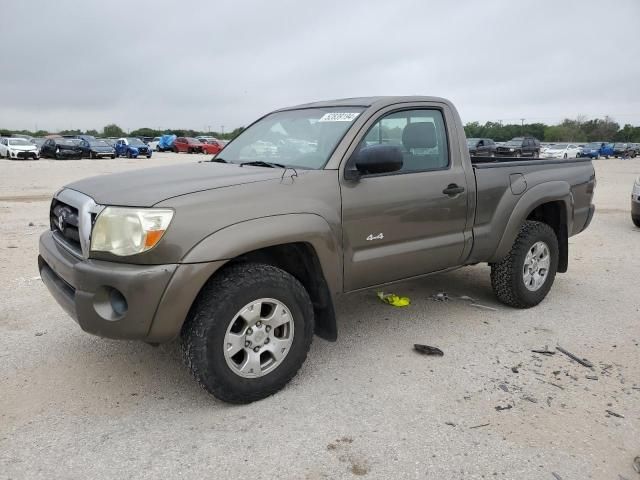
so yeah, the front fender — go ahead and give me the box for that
[490,181,573,262]
[182,213,342,294]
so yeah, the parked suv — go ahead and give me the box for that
[466,138,497,157]
[496,137,540,158]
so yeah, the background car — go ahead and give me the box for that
[542,143,581,159]
[114,137,152,158]
[148,137,161,151]
[79,138,116,159]
[495,137,540,157]
[613,143,635,158]
[466,138,497,157]
[40,138,83,159]
[31,138,46,155]
[632,176,640,227]
[0,137,40,160]
[174,137,204,153]
[201,138,225,155]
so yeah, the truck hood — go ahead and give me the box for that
[66,162,285,207]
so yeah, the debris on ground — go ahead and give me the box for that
[522,396,538,403]
[633,456,640,473]
[376,291,410,307]
[498,383,509,392]
[444,421,456,427]
[531,347,556,356]
[511,363,522,373]
[469,303,498,311]
[28,222,35,226]
[495,404,512,411]
[458,295,475,302]
[556,346,594,368]
[413,344,444,356]
[429,292,449,302]
[469,423,490,429]
[605,409,624,418]
[34,331,46,337]
[585,375,599,380]
[551,473,563,480]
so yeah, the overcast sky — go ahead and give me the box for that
[2,0,639,132]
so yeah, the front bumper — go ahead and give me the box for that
[38,231,225,342]
[39,230,176,339]
[8,150,39,159]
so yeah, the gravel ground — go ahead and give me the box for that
[1,154,639,479]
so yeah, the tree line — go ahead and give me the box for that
[464,117,640,143]
[2,117,640,143]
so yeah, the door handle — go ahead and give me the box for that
[442,183,465,196]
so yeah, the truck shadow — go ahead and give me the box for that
[57,264,497,408]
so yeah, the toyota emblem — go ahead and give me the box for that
[58,214,65,231]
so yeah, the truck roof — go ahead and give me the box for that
[276,96,452,111]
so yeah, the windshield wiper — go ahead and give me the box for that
[239,160,286,168]
[209,157,227,163]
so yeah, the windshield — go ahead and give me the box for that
[187,137,203,144]
[585,143,599,149]
[550,144,568,149]
[505,138,523,146]
[57,138,81,145]
[127,138,145,146]
[8,139,31,146]
[466,138,479,145]
[613,143,626,148]
[218,107,365,169]
[89,140,109,147]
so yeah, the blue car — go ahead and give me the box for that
[578,142,613,159]
[114,137,153,158]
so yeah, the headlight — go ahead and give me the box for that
[91,207,173,256]
[509,148,514,151]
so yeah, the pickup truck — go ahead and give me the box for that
[38,96,596,404]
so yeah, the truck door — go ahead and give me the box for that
[340,107,470,291]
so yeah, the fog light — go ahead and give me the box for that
[93,286,128,321]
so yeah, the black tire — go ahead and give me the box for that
[563,153,567,159]
[146,154,152,158]
[633,216,640,228]
[594,154,599,160]
[515,151,521,158]
[533,150,539,158]
[181,263,314,404]
[126,151,132,159]
[111,155,116,159]
[89,151,95,159]
[490,221,559,308]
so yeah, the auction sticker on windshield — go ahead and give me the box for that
[318,112,360,122]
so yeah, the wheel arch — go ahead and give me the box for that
[490,181,572,268]
[149,214,341,343]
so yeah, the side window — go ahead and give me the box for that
[360,109,449,173]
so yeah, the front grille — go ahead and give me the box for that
[17,152,35,159]
[50,199,81,253]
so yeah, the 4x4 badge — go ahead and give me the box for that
[366,233,384,241]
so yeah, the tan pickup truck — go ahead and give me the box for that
[39,96,596,403]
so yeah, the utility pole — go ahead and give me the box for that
[221,125,225,136]
[520,118,525,134]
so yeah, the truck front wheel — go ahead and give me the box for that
[181,263,314,404]
[490,221,559,308]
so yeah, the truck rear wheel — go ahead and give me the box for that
[181,263,314,404]
[490,221,558,308]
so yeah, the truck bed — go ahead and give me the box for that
[467,156,595,264]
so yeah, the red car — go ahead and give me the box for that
[201,139,225,155]
[173,137,204,154]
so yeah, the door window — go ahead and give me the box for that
[361,109,449,173]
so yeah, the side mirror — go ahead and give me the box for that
[345,144,403,181]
